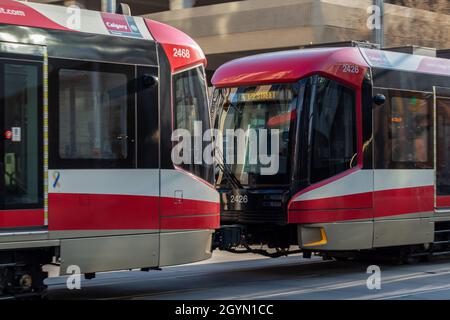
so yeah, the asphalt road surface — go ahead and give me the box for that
[45,251,450,300]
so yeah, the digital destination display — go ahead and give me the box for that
[231,89,294,103]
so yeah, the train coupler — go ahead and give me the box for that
[213,225,245,251]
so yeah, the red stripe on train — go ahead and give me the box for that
[289,192,372,211]
[437,196,450,208]
[0,209,45,229]
[288,186,434,223]
[160,197,220,217]
[49,193,159,230]
[0,209,44,229]
[48,193,219,231]
[374,186,434,218]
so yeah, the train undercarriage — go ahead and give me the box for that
[213,221,450,264]
[0,248,54,299]
[0,221,448,299]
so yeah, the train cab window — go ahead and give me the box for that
[173,66,212,181]
[308,77,357,184]
[50,60,135,169]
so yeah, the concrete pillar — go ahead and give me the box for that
[170,0,196,10]
[373,0,385,47]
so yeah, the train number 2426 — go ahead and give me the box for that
[342,64,360,74]
[230,195,248,204]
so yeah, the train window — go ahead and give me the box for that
[173,66,212,181]
[374,90,432,169]
[436,96,450,195]
[59,70,128,160]
[49,60,135,169]
[2,62,43,209]
[309,77,357,184]
[391,96,430,164]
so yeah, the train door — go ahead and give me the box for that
[159,65,217,266]
[373,87,435,247]
[49,60,162,274]
[435,87,450,210]
[0,43,45,231]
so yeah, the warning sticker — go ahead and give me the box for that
[11,127,21,142]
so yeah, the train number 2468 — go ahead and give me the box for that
[173,47,191,59]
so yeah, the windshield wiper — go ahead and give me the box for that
[213,89,243,190]
[227,102,243,114]
[215,146,243,190]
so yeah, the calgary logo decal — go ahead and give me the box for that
[101,12,143,39]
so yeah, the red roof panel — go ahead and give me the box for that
[212,47,369,88]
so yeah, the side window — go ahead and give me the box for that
[309,77,357,184]
[374,90,432,169]
[50,60,135,169]
[173,66,212,181]
[391,96,431,164]
[437,93,450,196]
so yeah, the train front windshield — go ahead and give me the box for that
[173,66,214,183]
[214,84,299,187]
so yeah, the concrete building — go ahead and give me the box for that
[32,0,450,79]
[31,0,241,15]
[143,0,450,79]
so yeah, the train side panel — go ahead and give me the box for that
[0,1,219,291]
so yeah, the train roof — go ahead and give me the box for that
[0,0,153,39]
[212,47,450,88]
[0,0,205,71]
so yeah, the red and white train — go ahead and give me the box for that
[212,44,450,260]
[0,0,219,296]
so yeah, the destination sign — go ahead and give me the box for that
[231,89,294,103]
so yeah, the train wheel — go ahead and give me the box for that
[0,264,47,299]
[404,256,420,265]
